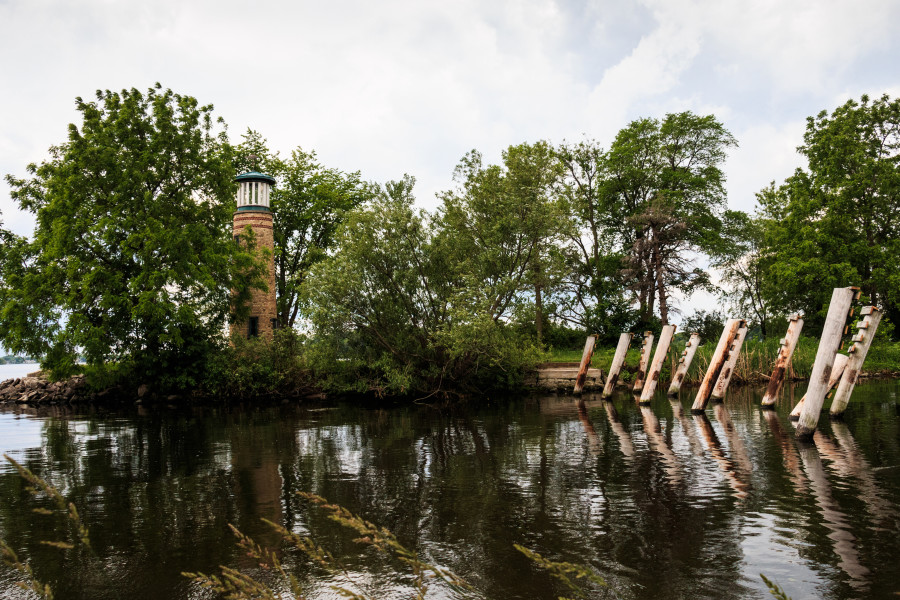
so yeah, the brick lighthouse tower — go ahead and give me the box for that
[231,170,278,340]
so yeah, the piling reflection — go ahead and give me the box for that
[798,437,871,588]
[575,399,602,457]
[602,400,635,460]
[639,406,682,485]
[669,398,704,457]
[693,410,750,499]
[819,422,897,527]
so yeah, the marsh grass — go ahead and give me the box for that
[1,453,94,600]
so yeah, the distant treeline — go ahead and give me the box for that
[0,85,897,398]
[0,355,34,365]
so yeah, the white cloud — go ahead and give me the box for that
[726,120,808,212]
[0,0,895,340]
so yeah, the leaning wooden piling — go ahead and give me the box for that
[830,307,882,417]
[691,319,743,413]
[790,352,849,420]
[710,325,748,401]
[761,315,804,407]
[573,335,598,395]
[667,332,700,396]
[602,333,633,398]
[639,325,676,404]
[796,287,859,439]
[632,331,654,393]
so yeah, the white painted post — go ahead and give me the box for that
[573,335,598,395]
[632,331,654,393]
[710,326,749,401]
[668,332,700,396]
[639,325,677,404]
[796,287,859,439]
[602,333,633,398]
[830,308,882,417]
[691,319,743,413]
[790,353,849,420]
[761,315,805,407]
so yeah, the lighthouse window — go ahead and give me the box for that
[248,317,259,338]
[271,318,277,331]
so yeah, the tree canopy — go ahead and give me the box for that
[0,85,264,386]
[745,94,900,333]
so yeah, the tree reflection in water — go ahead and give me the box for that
[0,380,898,600]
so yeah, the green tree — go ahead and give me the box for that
[758,94,900,333]
[234,131,374,328]
[437,142,567,345]
[0,85,264,387]
[303,175,543,396]
[601,112,737,325]
[555,139,635,342]
[712,209,775,337]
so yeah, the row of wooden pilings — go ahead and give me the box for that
[572,287,882,440]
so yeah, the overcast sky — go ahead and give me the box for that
[1,0,899,318]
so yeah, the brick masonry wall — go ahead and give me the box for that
[230,210,277,340]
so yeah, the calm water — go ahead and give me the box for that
[0,381,898,599]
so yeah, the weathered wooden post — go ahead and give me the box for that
[830,307,881,417]
[602,333,633,398]
[632,331,654,393]
[796,287,859,439]
[789,353,849,420]
[639,324,677,404]
[691,319,744,413]
[761,315,805,407]
[667,332,700,396]
[573,334,598,395]
[710,325,749,401]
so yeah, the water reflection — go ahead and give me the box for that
[798,437,870,588]
[693,410,750,499]
[639,406,682,485]
[0,381,899,600]
[602,400,635,460]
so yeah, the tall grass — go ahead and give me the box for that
[547,336,900,385]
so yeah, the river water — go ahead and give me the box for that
[0,381,898,599]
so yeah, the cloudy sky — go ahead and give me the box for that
[1,0,898,312]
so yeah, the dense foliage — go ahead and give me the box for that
[303,176,543,396]
[0,85,265,388]
[2,84,897,397]
[719,94,900,337]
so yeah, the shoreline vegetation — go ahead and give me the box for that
[1,87,899,406]
[2,332,899,408]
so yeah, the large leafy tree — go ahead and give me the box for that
[436,142,568,344]
[0,85,264,386]
[758,94,900,332]
[555,139,635,342]
[234,131,374,328]
[601,112,737,325]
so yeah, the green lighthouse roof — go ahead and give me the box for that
[235,171,276,185]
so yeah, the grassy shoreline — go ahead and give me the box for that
[546,335,900,385]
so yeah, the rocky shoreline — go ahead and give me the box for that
[2,367,898,408]
[0,371,324,408]
[0,373,121,407]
